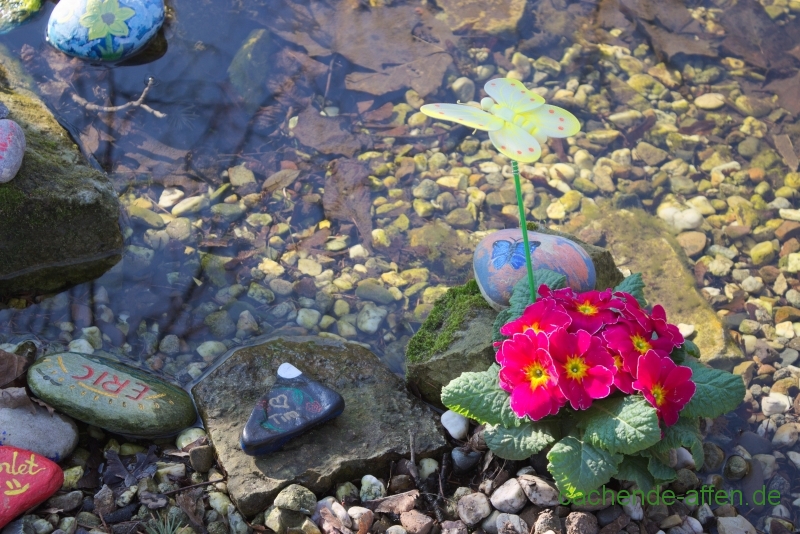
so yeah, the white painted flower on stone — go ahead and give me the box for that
[420,77,580,163]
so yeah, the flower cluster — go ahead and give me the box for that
[496,287,696,426]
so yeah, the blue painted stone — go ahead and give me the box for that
[240,363,345,456]
[46,0,164,62]
[473,228,596,310]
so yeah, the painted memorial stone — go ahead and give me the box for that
[241,362,345,456]
[0,446,63,529]
[0,120,26,184]
[27,352,196,437]
[0,0,42,35]
[473,228,596,310]
[46,0,165,62]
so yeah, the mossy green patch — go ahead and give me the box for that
[406,279,491,364]
[0,44,122,294]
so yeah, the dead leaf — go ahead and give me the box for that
[362,103,394,122]
[176,488,207,534]
[638,21,717,61]
[262,168,301,195]
[297,228,331,252]
[766,72,800,115]
[720,0,800,72]
[258,2,453,97]
[293,107,370,157]
[361,490,419,513]
[139,490,168,509]
[31,397,56,416]
[323,159,373,250]
[0,350,29,388]
[94,484,116,518]
[0,388,36,414]
[774,134,800,171]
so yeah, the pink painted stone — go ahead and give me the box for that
[0,119,25,183]
[0,446,63,529]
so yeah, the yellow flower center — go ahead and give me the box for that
[613,354,623,370]
[577,301,598,316]
[523,321,540,333]
[565,355,589,381]
[650,384,666,406]
[525,362,550,389]
[631,335,652,354]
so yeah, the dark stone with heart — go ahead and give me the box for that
[240,363,345,456]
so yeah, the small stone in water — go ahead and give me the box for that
[240,363,344,456]
[451,448,481,473]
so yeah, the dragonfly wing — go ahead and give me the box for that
[522,105,581,138]
[421,104,504,131]
[489,122,543,163]
[484,78,545,114]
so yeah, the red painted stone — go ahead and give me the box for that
[0,446,63,529]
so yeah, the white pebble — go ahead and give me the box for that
[441,410,469,440]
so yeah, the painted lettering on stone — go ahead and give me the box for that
[0,451,44,497]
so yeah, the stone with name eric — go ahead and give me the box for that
[27,352,196,437]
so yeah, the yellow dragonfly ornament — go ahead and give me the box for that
[420,77,580,163]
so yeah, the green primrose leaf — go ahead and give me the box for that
[680,358,746,419]
[647,417,705,471]
[613,273,646,307]
[577,396,661,455]
[646,455,677,485]
[682,339,700,359]
[484,420,558,460]
[532,269,567,292]
[441,364,521,427]
[615,455,655,494]
[547,436,622,499]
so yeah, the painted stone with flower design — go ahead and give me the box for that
[241,362,345,456]
[473,228,596,310]
[46,0,164,62]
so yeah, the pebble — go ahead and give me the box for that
[495,514,528,534]
[356,302,388,334]
[490,478,527,513]
[457,492,492,526]
[158,187,185,208]
[274,484,317,514]
[314,496,352,527]
[694,93,726,110]
[27,352,197,438]
[451,77,476,103]
[440,410,469,440]
[47,0,165,62]
[67,338,95,354]
[772,423,798,448]
[360,474,387,501]
[419,458,438,480]
[715,516,756,534]
[176,427,207,449]
[762,391,791,415]
[0,446,63,529]
[622,495,643,520]
[172,196,209,216]
[565,512,597,534]
[0,405,78,462]
[197,341,229,361]
[0,119,25,183]
[296,308,321,329]
[451,448,481,473]
[517,475,559,506]
[400,510,434,534]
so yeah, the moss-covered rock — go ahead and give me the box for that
[0,44,122,295]
[406,280,495,406]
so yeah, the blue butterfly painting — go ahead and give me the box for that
[491,239,541,270]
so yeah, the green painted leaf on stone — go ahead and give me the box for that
[441,364,520,427]
[646,455,677,485]
[681,359,745,419]
[546,436,622,499]
[484,420,558,460]
[648,417,705,470]
[613,273,646,307]
[616,455,655,494]
[577,396,661,455]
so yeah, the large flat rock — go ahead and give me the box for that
[0,44,122,295]
[588,209,743,370]
[192,336,447,518]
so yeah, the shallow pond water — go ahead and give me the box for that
[3,2,800,527]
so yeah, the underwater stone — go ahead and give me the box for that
[27,352,196,437]
[473,228,595,310]
[0,446,63,530]
[47,0,165,62]
[0,119,25,183]
[240,362,345,456]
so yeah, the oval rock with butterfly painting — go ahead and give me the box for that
[473,228,596,310]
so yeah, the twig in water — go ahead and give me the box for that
[72,77,166,118]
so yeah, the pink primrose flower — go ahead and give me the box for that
[548,328,616,410]
[633,350,696,426]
